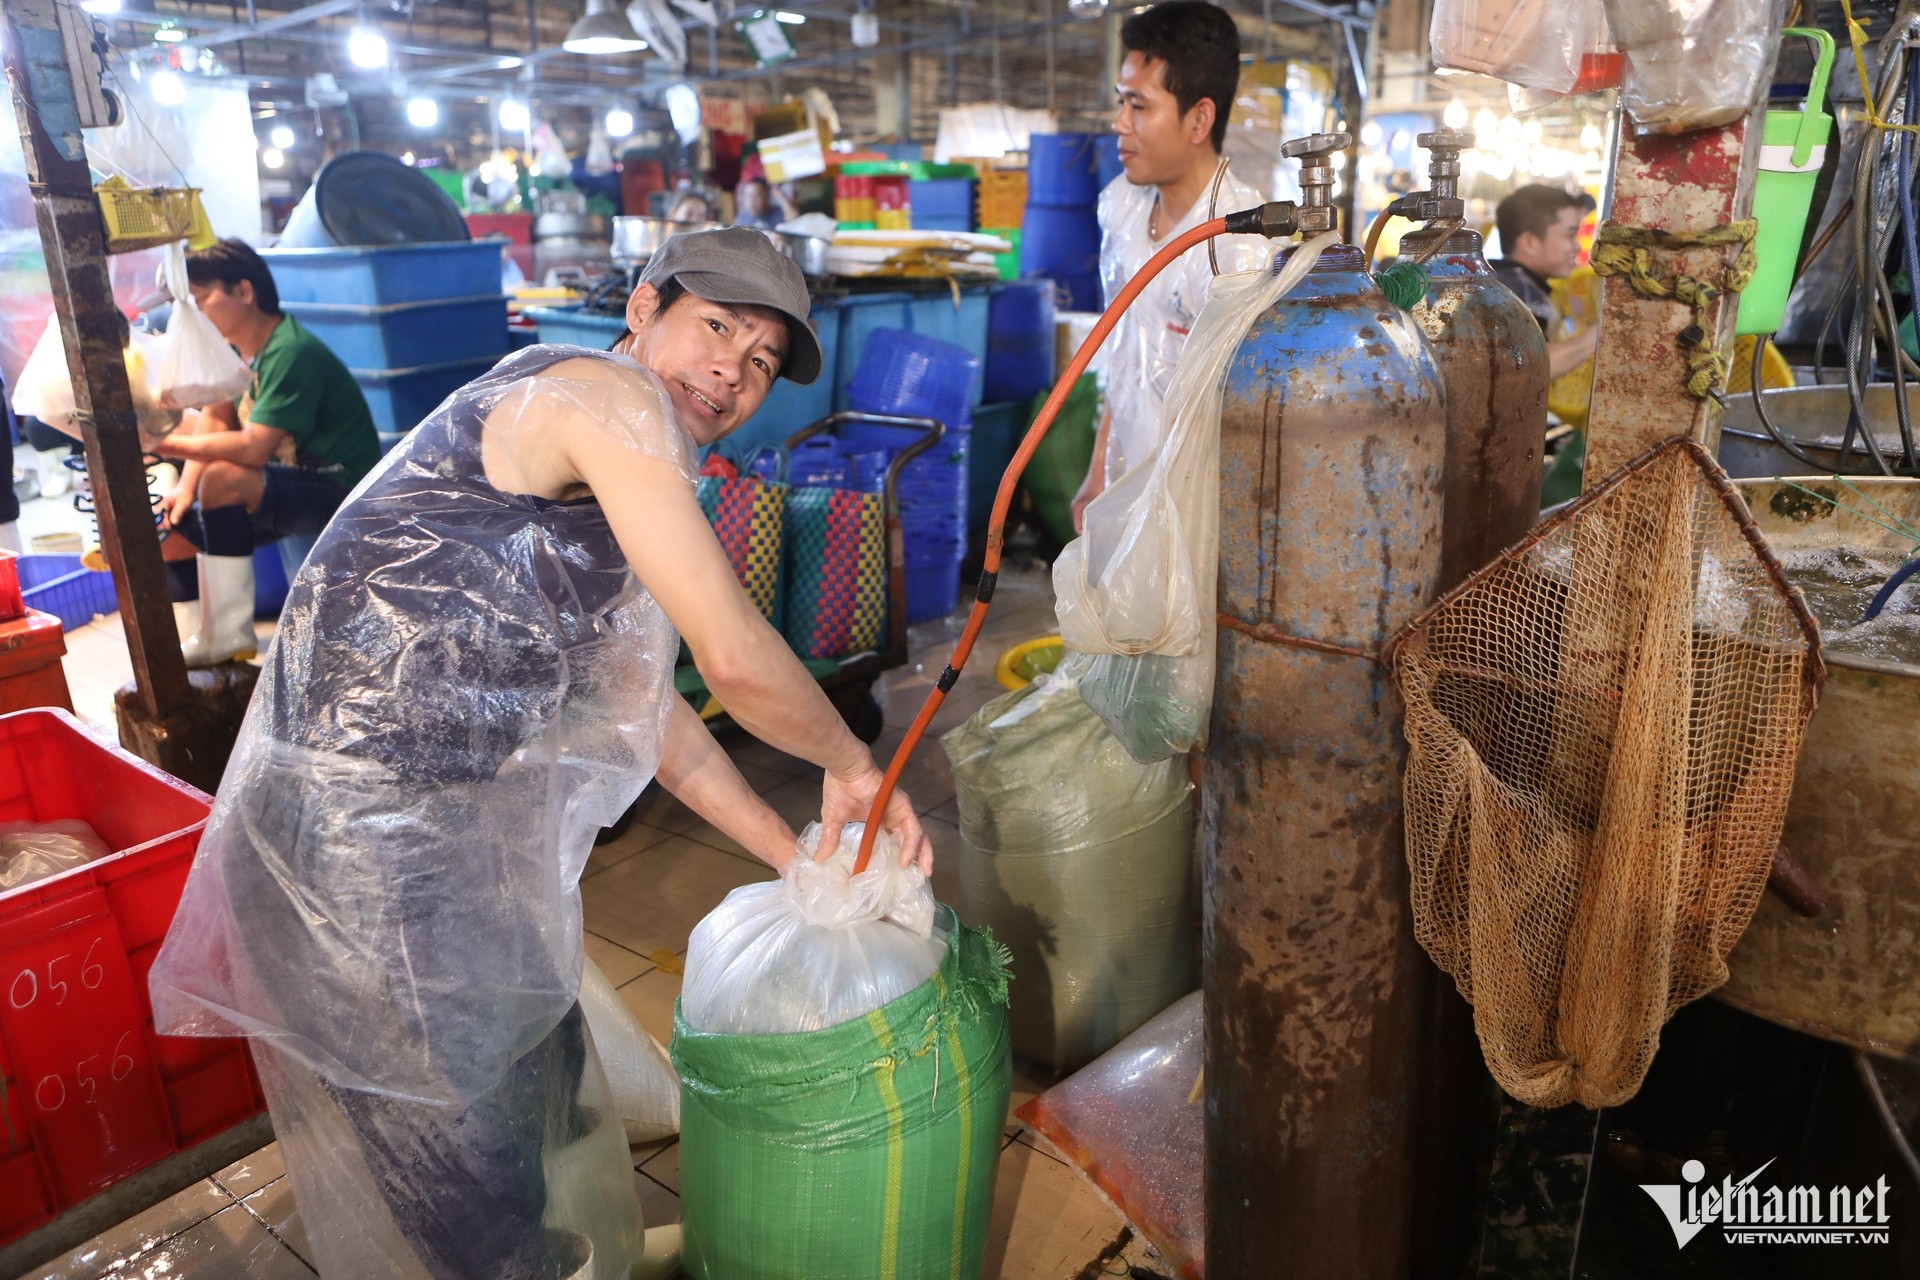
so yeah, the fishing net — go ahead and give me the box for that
[1385,438,1825,1109]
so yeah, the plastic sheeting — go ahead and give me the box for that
[1015,990,1204,1278]
[148,344,696,1278]
[680,822,944,1036]
[1056,234,1334,761]
[942,674,1193,1070]
[579,957,680,1145]
[1095,162,1267,481]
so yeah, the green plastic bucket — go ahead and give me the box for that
[1736,28,1834,336]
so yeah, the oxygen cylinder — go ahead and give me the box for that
[1202,132,1447,1280]
[1399,130,1550,589]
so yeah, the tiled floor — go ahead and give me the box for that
[28,561,1177,1279]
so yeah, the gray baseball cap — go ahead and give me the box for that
[639,225,823,385]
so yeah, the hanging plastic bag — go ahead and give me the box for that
[153,242,253,410]
[11,317,180,450]
[1604,0,1777,133]
[579,956,680,1145]
[679,821,943,1036]
[1052,233,1333,762]
[942,672,1194,1069]
[1431,0,1608,95]
[1015,991,1205,1279]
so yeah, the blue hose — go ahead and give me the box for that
[1865,555,1920,621]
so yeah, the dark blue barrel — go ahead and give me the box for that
[1027,134,1100,207]
[984,282,1057,403]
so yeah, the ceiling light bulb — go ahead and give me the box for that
[153,24,187,43]
[150,68,187,104]
[347,25,388,70]
[564,0,647,54]
[497,56,524,69]
[80,0,123,15]
[270,124,295,149]
[775,10,806,22]
[1442,99,1467,129]
[605,107,635,137]
[1580,123,1603,150]
[498,98,530,132]
[1359,120,1383,148]
[408,96,439,128]
[402,150,415,165]
[263,147,286,169]
[851,11,878,46]
[1522,118,1543,144]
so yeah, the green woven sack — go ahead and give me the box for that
[671,909,1012,1280]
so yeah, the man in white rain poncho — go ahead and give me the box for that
[149,228,932,1280]
[1072,0,1266,531]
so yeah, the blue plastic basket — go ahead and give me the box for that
[833,291,989,415]
[904,550,965,624]
[19,554,116,631]
[261,243,504,307]
[353,355,498,434]
[286,295,509,370]
[848,329,981,434]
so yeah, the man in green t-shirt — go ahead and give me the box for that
[155,238,381,666]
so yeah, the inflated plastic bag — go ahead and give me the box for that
[579,956,680,1144]
[1431,0,1609,95]
[672,907,1012,1280]
[1054,234,1332,762]
[154,242,252,409]
[680,821,942,1036]
[0,818,112,889]
[1604,0,1776,133]
[1016,991,1204,1279]
[11,315,181,450]
[942,672,1194,1069]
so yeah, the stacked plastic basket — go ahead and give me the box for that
[842,329,979,624]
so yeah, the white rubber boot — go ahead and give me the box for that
[180,554,258,667]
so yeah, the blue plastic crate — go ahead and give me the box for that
[524,304,628,350]
[849,328,981,433]
[903,550,965,624]
[834,291,990,415]
[19,554,116,631]
[285,295,509,371]
[354,355,499,434]
[910,179,975,231]
[261,242,505,307]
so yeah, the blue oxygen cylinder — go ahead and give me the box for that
[1202,131,1448,1280]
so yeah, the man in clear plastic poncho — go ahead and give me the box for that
[1071,0,1265,531]
[149,227,932,1280]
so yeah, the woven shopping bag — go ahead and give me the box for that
[783,474,888,660]
[696,445,788,626]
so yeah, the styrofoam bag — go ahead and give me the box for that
[1053,232,1336,763]
[154,242,253,409]
[11,315,181,451]
[681,821,944,1036]
[578,956,680,1145]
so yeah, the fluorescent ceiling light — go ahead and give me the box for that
[565,0,647,54]
[498,98,530,132]
[347,24,388,69]
[153,24,187,43]
[80,0,123,15]
[775,10,805,22]
[497,56,524,69]
[605,107,635,137]
[408,96,439,128]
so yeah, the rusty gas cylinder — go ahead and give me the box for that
[1203,191,1447,1280]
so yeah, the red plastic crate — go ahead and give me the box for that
[0,550,23,622]
[0,709,263,1248]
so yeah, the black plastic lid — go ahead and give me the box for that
[312,151,470,246]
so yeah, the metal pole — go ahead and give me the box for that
[2,0,190,722]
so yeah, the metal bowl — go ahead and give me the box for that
[1717,383,1920,477]
[757,227,832,278]
[610,215,725,263]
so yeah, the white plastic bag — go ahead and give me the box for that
[9,317,180,450]
[578,956,680,1144]
[679,822,943,1036]
[1053,232,1335,762]
[1604,0,1776,133]
[0,818,112,889]
[1431,0,1608,96]
[154,243,253,409]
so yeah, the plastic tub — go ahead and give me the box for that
[994,635,1065,691]
[524,303,628,350]
[0,709,261,1249]
[353,355,498,434]
[985,283,1057,403]
[1027,134,1099,207]
[0,550,22,622]
[277,150,470,248]
[285,295,509,370]
[262,242,503,307]
[19,555,116,632]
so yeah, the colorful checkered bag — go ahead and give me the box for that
[783,477,888,660]
[697,445,788,626]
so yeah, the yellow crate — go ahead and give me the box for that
[95,178,215,253]
[975,167,1028,230]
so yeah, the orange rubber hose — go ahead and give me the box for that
[853,215,1234,874]
[1363,208,1395,269]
